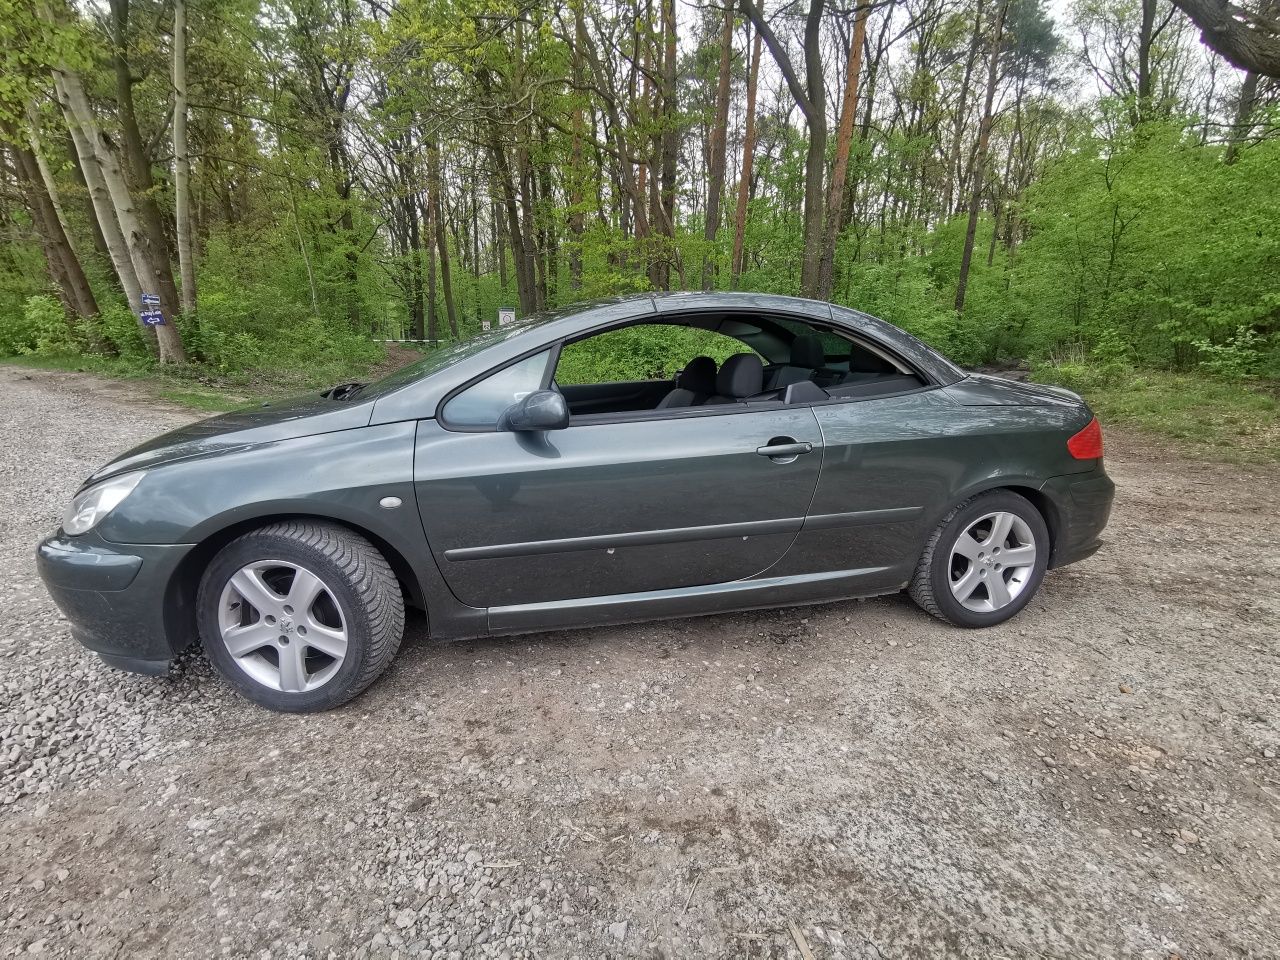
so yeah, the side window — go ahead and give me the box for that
[555,324,758,386]
[442,349,552,427]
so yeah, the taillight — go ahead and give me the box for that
[1067,416,1104,459]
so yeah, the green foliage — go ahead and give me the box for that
[0,295,73,356]
[94,304,153,362]
[1193,326,1270,380]
[1033,362,1280,463]
[556,326,753,384]
[987,125,1280,369]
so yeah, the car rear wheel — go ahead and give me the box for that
[197,521,404,711]
[909,490,1049,627]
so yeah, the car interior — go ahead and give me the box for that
[554,312,927,419]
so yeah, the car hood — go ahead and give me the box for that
[945,374,1085,407]
[87,392,374,485]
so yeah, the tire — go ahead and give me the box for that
[197,521,404,712]
[908,490,1049,628]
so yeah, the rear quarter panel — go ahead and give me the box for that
[764,385,1094,585]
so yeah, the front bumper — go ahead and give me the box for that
[1041,466,1115,568]
[36,530,195,674]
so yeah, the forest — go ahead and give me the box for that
[0,0,1278,409]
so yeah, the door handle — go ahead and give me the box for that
[756,439,814,460]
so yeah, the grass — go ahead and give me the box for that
[1032,363,1280,464]
[155,389,252,413]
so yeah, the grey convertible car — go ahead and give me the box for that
[37,292,1113,711]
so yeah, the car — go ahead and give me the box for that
[36,292,1114,712]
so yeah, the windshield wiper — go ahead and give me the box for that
[322,381,366,402]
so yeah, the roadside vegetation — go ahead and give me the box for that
[0,0,1276,455]
[1034,361,1279,463]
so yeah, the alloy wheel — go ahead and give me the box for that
[217,560,348,693]
[948,511,1038,613]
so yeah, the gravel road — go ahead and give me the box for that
[1,364,1277,959]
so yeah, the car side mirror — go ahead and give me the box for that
[498,389,569,432]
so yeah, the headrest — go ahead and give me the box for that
[677,355,717,394]
[717,353,764,399]
[789,334,825,368]
[848,345,896,374]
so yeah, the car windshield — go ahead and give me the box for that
[354,310,562,400]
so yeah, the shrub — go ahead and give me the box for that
[94,304,154,362]
[0,296,75,356]
[1193,326,1268,380]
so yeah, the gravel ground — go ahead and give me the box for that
[1,364,1277,959]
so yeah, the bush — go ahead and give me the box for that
[0,296,75,356]
[94,303,154,362]
[1193,326,1268,380]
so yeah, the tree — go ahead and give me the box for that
[172,0,195,318]
[731,28,763,288]
[956,0,1010,314]
[1169,0,1280,76]
[817,0,870,301]
[702,2,735,290]
[740,0,828,298]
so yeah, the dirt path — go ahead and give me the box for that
[1,365,1277,959]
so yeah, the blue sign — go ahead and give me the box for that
[140,293,160,306]
[140,309,166,327]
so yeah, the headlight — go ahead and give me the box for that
[62,471,145,536]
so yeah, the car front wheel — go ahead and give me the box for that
[909,490,1049,627]
[197,521,405,711]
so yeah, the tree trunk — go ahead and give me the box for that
[657,0,679,290]
[425,194,439,343]
[817,2,869,301]
[569,6,588,291]
[741,0,827,298]
[15,113,99,321]
[1137,0,1156,123]
[12,142,99,321]
[702,2,735,290]
[1225,70,1261,163]
[488,135,535,315]
[954,0,1009,315]
[428,141,459,339]
[1166,0,1280,78]
[172,0,196,318]
[56,69,186,362]
[731,28,763,288]
[109,0,181,325]
[407,198,424,340]
[945,0,986,215]
[65,132,111,263]
[52,79,142,313]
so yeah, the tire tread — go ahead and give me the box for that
[199,520,404,710]
[908,490,1047,628]
[908,495,975,623]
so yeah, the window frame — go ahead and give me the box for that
[438,344,562,433]
[436,308,940,433]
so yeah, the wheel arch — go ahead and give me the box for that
[164,512,428,657]
[926,477,1061,560]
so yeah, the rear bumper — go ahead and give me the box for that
[36,531,195,673]
[1041,466,1115,568]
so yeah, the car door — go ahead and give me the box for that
[412,356,824,608]
[763,386,972,594]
